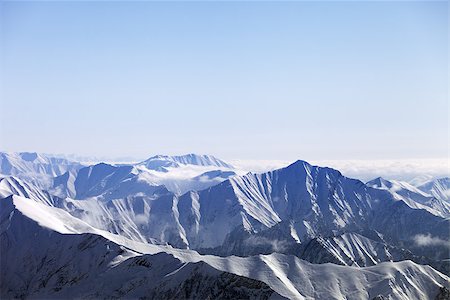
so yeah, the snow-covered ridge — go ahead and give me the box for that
[0,176,59,206]
[131,154,238,194]
[174,160,450,262]
[2,152,450,299]
[2,195,449,300]
[137,154,234,171]
[417,177,450,202]
[367,177,450,217]
[0,152,83,176]
[2,157,449,260]
[0,152,83,189]
[0,152,238,195]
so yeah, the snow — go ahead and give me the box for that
[0,152,83,189]
[2,152,450,299]
[417,178,450,203]
[3,195,448,300]
[138,154,234,171]
[367,177,450,217]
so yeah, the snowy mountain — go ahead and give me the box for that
[0,152,82,177]
[417,177,450,203]
[50,160,237,197]
[138,154,234,171]
[132,154,237,194]
[3,158,449,259]
[176,161,449,259]
[367,177,450,217]
[0,152,238,196]
[1,152,449,299]
[2,195,448,300]
[0,176,59,206]
[0,195,280,299]
[0,152,83,189]
[299,232,449,273]
[0,163,226,246]
[69,163,167,200]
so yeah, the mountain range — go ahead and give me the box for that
[0,152,449,299]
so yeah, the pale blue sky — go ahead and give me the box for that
[0,1,448,161]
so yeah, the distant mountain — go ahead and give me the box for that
[177,161,449,259]
[0,152,82,177]
[49,162,169,201]
[0,176,58,206]
[137,154,234,171]
[51,161,236,198]
[38,163,179,244]
[0,152,238,196]
[367,177,450,217]
[2,195,448,300]
[72,163,166,200]
[417,177,450,203]
[193,170,237,181]
[2,153,449,299]
[0,152,83,189]
[5,158,449,261]
[133,154,236,194]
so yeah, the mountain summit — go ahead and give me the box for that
[137,154,234,171]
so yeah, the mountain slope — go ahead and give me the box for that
[55,193,187,246]
[417,177,450,203]
[2,152,238,196]
[367,177,450,217]
[2,195,448,300]
[0,152,82,189]
[138,154,234,171]
[0,176,58,206]
[5,159,448,262]
[133,154,237,194]
[178,161,450,259]
[299,232,449,273]
[71,163,168,200]
[0,195,279,300]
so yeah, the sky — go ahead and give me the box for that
[0,1,448,163]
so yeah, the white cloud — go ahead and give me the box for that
[243,236,290,253]
[134,214,149,226]
[311,159,449,183]
[413,234,450,248]
[230,159,291,174]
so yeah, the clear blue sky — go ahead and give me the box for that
[0,1,447,161]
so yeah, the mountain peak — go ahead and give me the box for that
[138,153,234,171]
[417,177,450,202]
[286,159,311,169]
[367,177,391,188]
[283,159,343,178]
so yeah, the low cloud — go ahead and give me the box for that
[312,159,449,183]
[243,236,291,252]
[230,159,292,174]
[134,214,149,226]
[413,234,450,248]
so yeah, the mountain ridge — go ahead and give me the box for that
[2,194,448,300]
[1,152,449,299]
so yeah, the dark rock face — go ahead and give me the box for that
[435,287,450,300]
[152,268,280,300]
